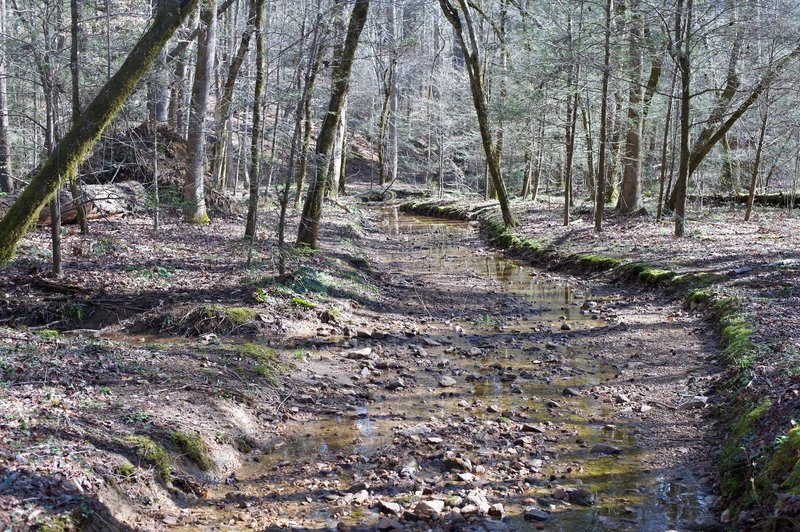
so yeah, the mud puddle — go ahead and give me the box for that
[181,209,711,530]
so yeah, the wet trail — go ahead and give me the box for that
[181,208,718,530]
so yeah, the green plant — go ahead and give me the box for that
[124,410,151,424]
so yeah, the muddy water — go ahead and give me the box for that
[192,210,709,530]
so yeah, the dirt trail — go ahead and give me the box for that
[175,207,723,530]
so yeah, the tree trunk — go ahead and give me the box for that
[595,0,612,232]
[244,0,267,239]
[294,47,322,207]
[0,0,197,266]
[184,0,216,224]
[656,68,678,221]
[297,0,370,248]
[0,0,10,194]
[211,0,260,188]
[674,0,692,237]
[438,0,516,227]
[618,0,644,213]
[70,0,89,234]
[745,97,769,222]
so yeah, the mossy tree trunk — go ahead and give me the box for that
[184,0,216,224]
[297,0,370,248]
[243,0,267,240]
[0,0,198,266]
[438,0,516,227]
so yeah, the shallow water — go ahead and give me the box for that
[187,209,709,530]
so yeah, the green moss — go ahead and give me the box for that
[205,305,257,325]
[291,296,317,308]
[36,329,60,339]
[622,262,675,285]
[571,253,623,271]
[720,399,771,502]
[170,431,212,471]
[125,435,171,482]
[686,288,713,306]
[239,341,275,361]
[714,298,755,367]
[757,426,800,495]
[116,463,135,478]
[672,271,728,288]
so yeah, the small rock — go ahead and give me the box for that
[443,455,473,472]
[568,488,596,506]
[423,337,442,347]
[615,393,631,404]
[427,436,443,444]
[347,347,373,359]
[414,499,445,518]
[385,378,405,391]
[680,396,709,410]
[377,500,402,515]
[487,404,500,413]
[720,508,732,523]
[488,503,505,518]
[466,490,491,514]
[353,490,369,504]
[522,423,545,433]
[561,323,572,331]
[524,508,550,521]
[563,387,581,397]
[467,347,483,357]
[377,517,403,530]
[457,472,475,482]
[356,328,373,339]
[639,404,652,413]
[437,376,457,387]
[590,443,622,455]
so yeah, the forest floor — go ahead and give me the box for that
[0,185,730,530]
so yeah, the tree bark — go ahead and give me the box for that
[184,0,216,224]
[244,0,267,239]
[438,0,516,227]
[618,0,644,213]
[211,0,260,188]
[0,0,10,194]
[595,0,612,232]
[0,0,198,266]
[745,97,769,222]
[70,0,89,234]
[297,0,370,248]
[673,0,692,237]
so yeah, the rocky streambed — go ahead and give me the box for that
[177,208,722,530]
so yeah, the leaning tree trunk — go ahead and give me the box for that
[297,0,370,248]
[211,0,260,187]
[184,0,216,224]
[0,0,198,266]
[438,0,516,227]
[745,96,769,222]
[243,0,267,239]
